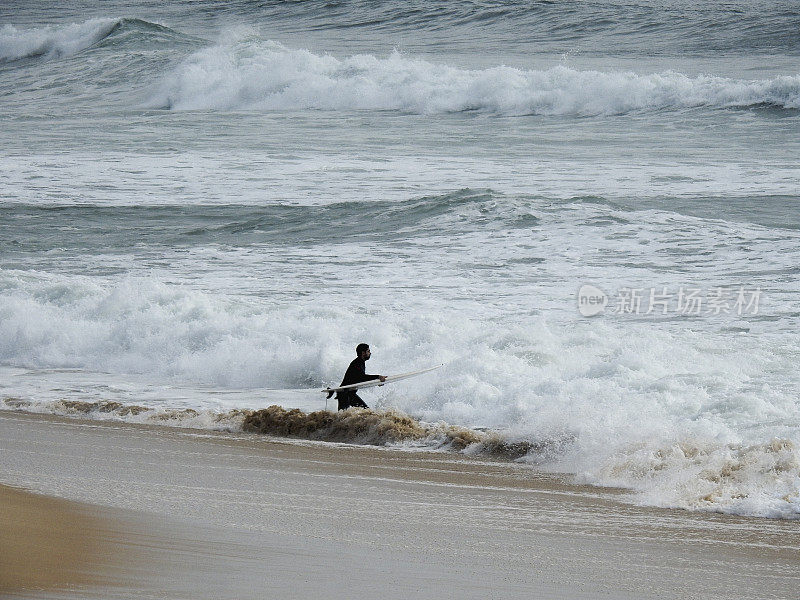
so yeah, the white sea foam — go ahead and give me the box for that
[4,150,800,207]
[0,19,120,62]
[0,272,338,389]
[148,38,800,114]
[581,438,800,519]
[1,266,799,518]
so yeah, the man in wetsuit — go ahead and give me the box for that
[336,343,386,411]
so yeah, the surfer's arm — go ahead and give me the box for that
[345,360,386,384]
[359,362,384,383]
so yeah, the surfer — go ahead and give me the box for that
[335,343,386,410]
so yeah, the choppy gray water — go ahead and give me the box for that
[1,0,800,518]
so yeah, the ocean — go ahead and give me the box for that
[1,0,799,519]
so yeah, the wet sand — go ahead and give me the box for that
[1,409,799,599]
[0,484,112,595]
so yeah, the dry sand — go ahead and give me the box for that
[1,409,799,599]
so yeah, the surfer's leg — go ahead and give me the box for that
[350,393,369,409]
[337,392,368,410]
[338,391,358,410]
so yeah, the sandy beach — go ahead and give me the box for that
[4,0,800,594]
[0,409,798,599]
[0,484,118,595]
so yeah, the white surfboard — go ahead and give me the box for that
[321,364,443,395]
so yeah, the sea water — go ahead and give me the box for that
[1,0,799,518]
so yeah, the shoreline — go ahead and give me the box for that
[3,400,797,522]
[2,410,800,599]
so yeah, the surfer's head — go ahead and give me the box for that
[356,343,370,360]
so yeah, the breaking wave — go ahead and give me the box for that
[0,18,118,62]
[0,18,176,63]
[585,438,800,519]
[1,254,800,519]
[148,38,800,115]
[0,18,192,63]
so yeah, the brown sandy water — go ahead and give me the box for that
[1,410,798,599]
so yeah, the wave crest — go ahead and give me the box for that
[148,39,800,115]
[0,18,119,62]
[0,18,178,63]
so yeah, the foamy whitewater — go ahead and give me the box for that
[1,0,799,519]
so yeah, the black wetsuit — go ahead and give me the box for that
[336,356,380,410]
